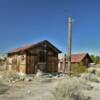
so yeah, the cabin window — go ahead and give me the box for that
[38,50,46,63]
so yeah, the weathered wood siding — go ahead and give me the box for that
[26,48,38,74]
[7,53,26,74]
[26,45,58,74]
[58,62,68,73]
[82,55,92,67]
[47,55,58,72]
[7,42,59,74]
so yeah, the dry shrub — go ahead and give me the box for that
[96,70,100,77]
[87,67,100,77]
[71,63,87,76]
[81,73,100,83]
[87,68,96,74]
[95,68,100,77]
[0,70,21,82]
[55,77,90,100]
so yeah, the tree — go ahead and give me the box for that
[96,56,100,64]
[90,54,100,64]
[91,55,96,63]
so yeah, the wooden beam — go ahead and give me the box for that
[68,16,72,75]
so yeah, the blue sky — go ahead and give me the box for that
[0,0,100,55]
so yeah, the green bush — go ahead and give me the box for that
[71,63,87,76]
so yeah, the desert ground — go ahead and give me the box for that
[0,65,100,100]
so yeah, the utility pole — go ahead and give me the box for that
[68,16,72,75]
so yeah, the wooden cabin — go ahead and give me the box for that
[58,53,93,73]
[7,40,62,75]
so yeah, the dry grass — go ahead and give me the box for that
[1,68,100,100]
[55,77,91,100]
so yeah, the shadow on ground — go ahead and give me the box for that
[0,82,9,95]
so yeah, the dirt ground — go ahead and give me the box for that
[0,67,100,100]
[0,77,56,100]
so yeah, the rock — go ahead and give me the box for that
[27,90,31,94]
[11,80,16,83]
[19,77,25,81]
[53,75,59,79]
[35,69,43,77]
[0,75,2,79]
[25,77,32,82]
[9,77,14,83]
[48,74,52,78]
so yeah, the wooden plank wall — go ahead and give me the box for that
[47,55,58,73]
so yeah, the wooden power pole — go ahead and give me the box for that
[68,16,72,75]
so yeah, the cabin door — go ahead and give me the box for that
[26,55,35,74]
[37,49,47,72]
